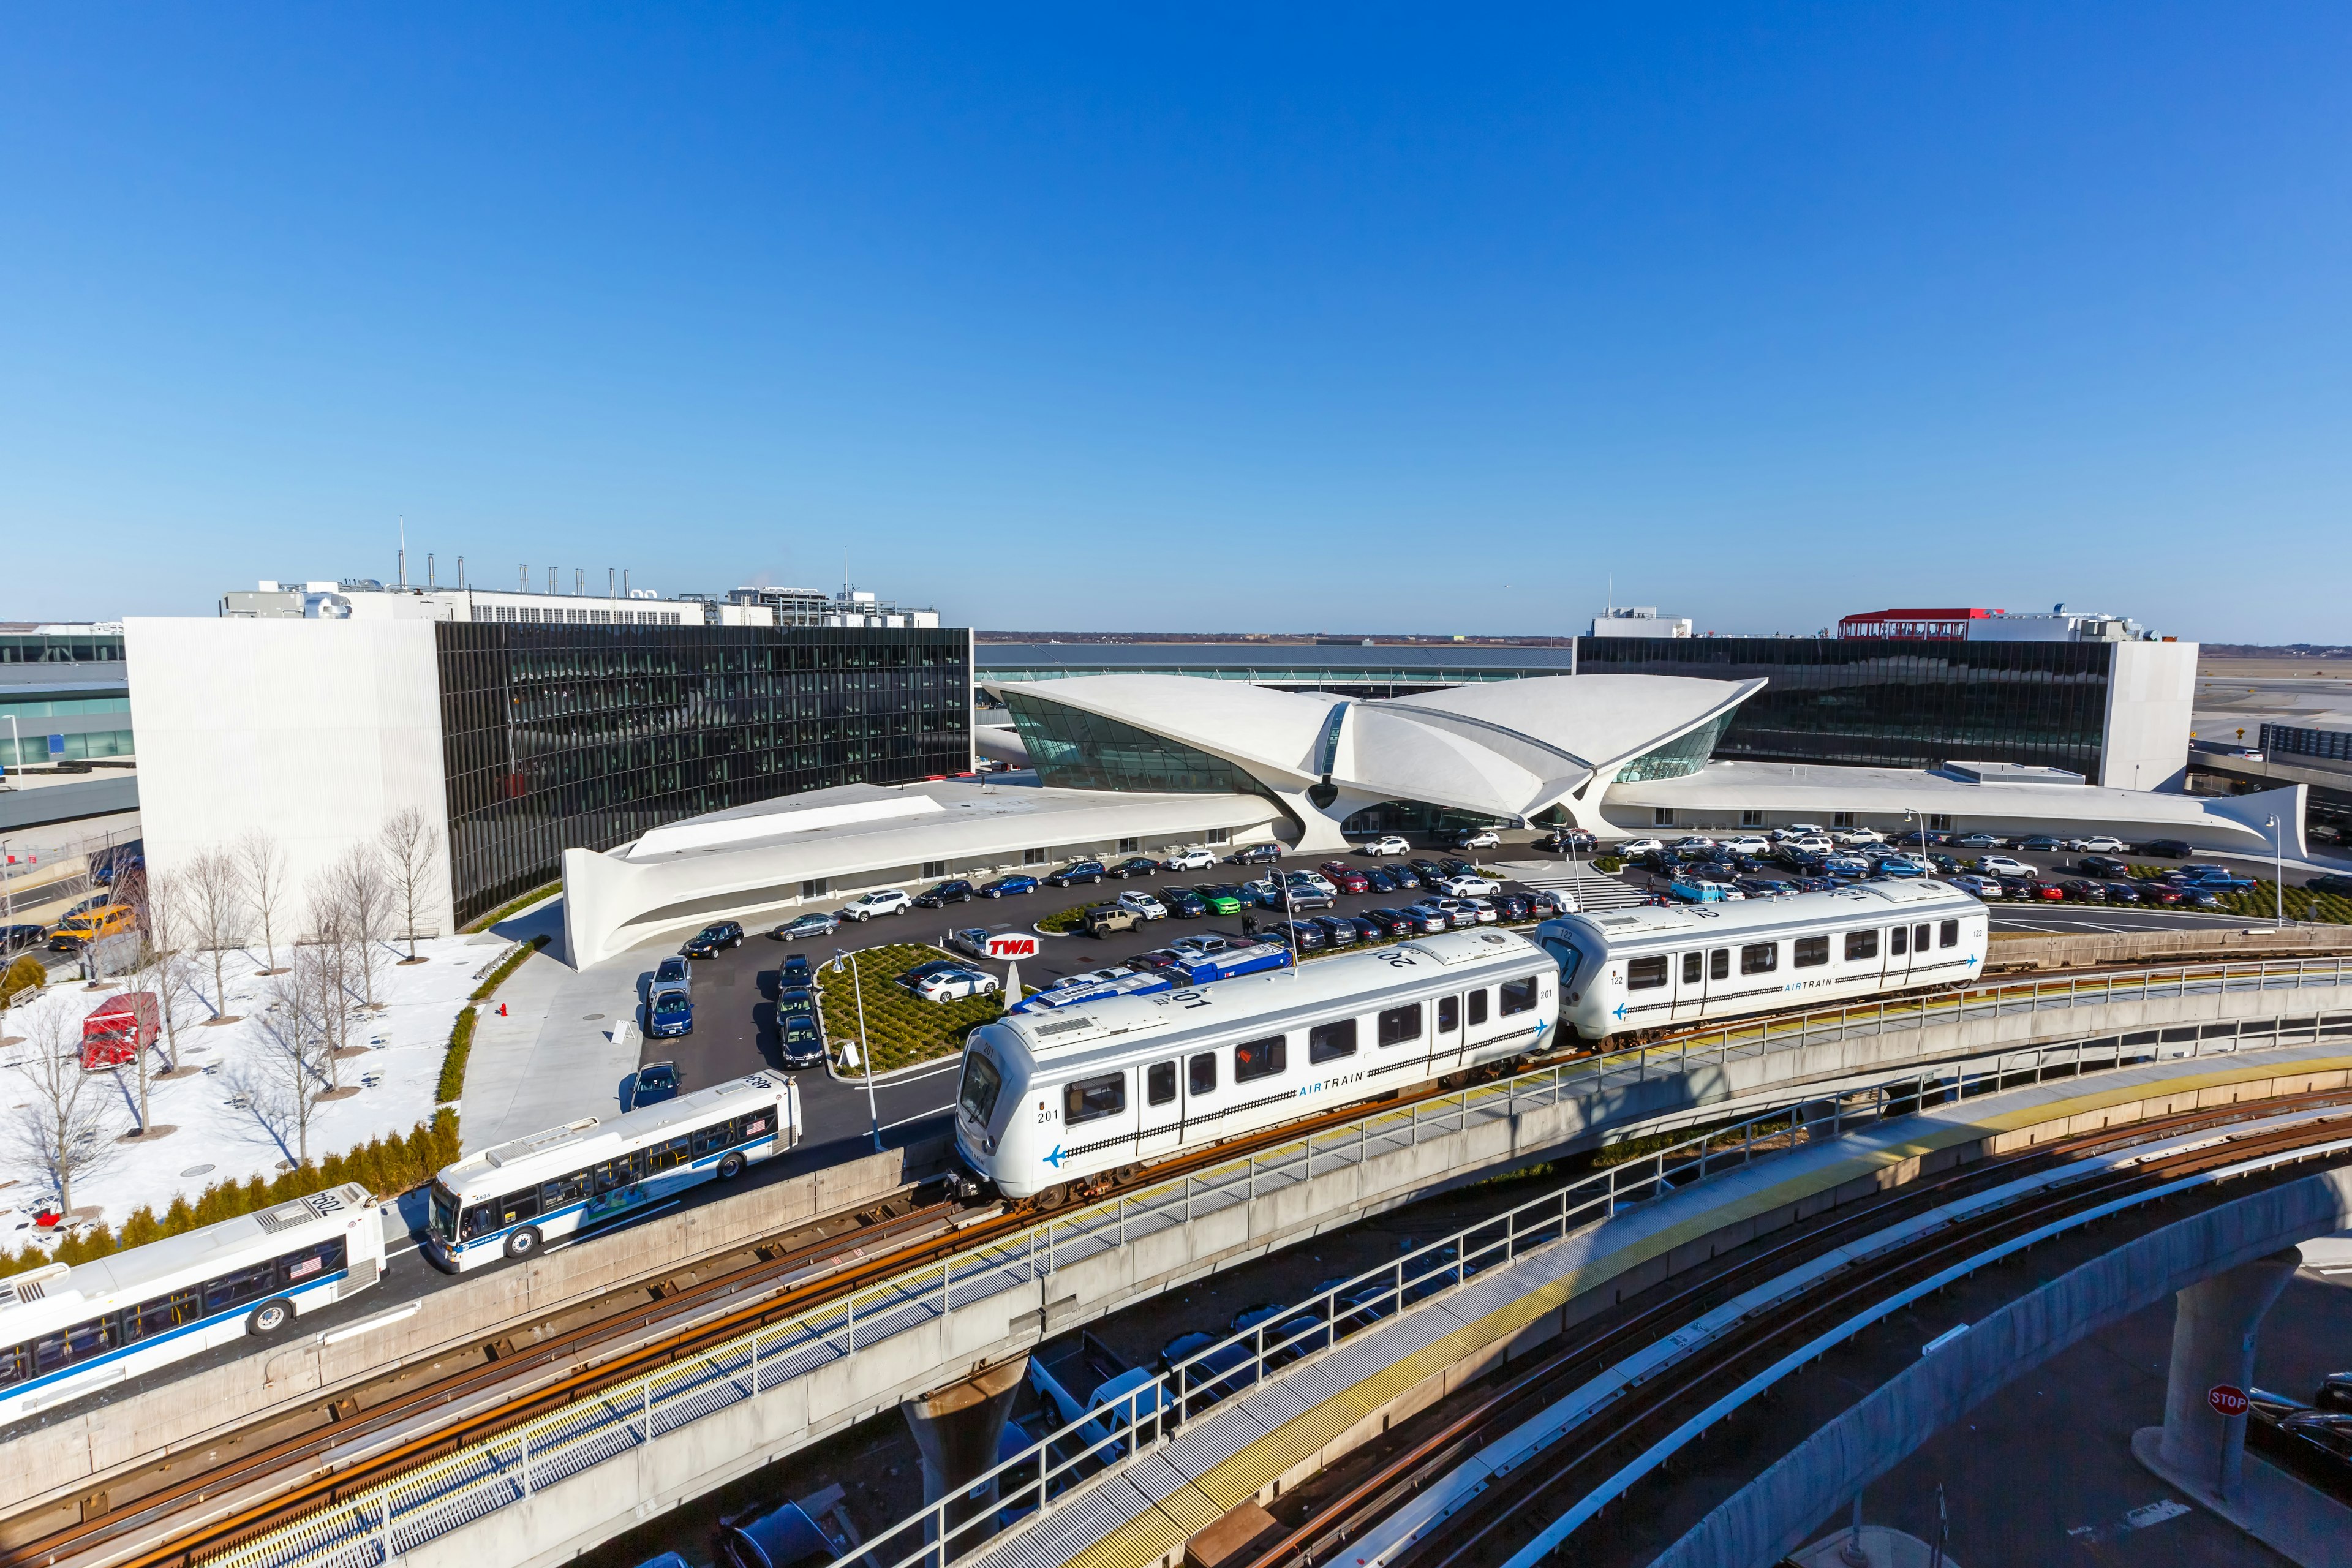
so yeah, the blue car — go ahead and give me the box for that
[2170,865,2257,892]
[978,875,1041,898]
[647,987,693,1038]
[631,1061,681,1107]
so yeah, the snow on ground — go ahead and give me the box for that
[0,935,492,1242]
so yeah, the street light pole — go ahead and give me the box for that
[2267,816,2283,928]
[834,947,882,1150]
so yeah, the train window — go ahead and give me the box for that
[1793,936,1828,968]
[1709,949,1730,981]
[1437,996,1459,1033]
[1501,976,1539,1015]
[1189,1052,1218,1095]
[1890,925,1907,956]
[1627,957,1668,990]
[1913,924,1931,954]
[1939,919,1959,948]
[1065,1073,1127,1125]
[1682,953,1702,985]
[1845,930,1878,961]
[1234,1035,1287,1082]
[1147,1061,1177,1106]
[1740,943,1779,974]
[1314,1019,1361,1061]
[1376,1005,1419,1047]
[1468,990,1489,1025]
[541,1169,592,1207]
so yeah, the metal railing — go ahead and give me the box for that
[195,958,2352,1568]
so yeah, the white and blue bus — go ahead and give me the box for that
[424,1071,801,1272]
[0,1182,385,1427]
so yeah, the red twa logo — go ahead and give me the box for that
[986,935,1039,960]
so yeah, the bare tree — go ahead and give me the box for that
[181,845,249,1023]
[323,843,392,1011]
[118,870,189,1136]
[244,951,337,1166]
[236,830,291,975]
[380,807,442,963]
[6,1004,122,1218]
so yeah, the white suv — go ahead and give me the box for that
[1438,874,1499,897]
[842,889,914,921]
[1162,848,1218,871]
[1719,835,1771,857]
[1360,835,1412,857]
[1115,891,1167,919]
[1978,854,2033,879]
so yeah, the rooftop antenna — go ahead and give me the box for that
[575,568,583,597]
[457,556,466,589]
[427,552,435,589]
[519,564,527,592]
[398,516,407,588]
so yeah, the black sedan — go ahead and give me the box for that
[2101,881,2143,905]
[2308,873,2352,897]
[1267,920,1326,952]
[680,921,744,958]
[1362,908,1419,938]
[0,924,47,956]
[1108,857,1161,879]
[913,879,976,908]
[1164,888,1208,918]
[1044,861,1107,888]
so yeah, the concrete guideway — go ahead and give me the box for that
[952,1047,2352,1568]
[178,967,2352,1568]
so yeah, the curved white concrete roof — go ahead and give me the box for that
[989,671,1763,829]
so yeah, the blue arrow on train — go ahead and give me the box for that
[1044,1145,1066,1169]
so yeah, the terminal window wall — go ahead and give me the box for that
[1001,691,1275,799]
[437,624,971,924]
[1611,713,1736,783]
[1574,637,2113,775]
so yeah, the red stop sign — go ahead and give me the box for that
[2207,1384,2248,1417]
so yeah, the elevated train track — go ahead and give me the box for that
[7,951,2351,1568]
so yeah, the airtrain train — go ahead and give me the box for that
[954,929,1557,1202]
[951,880,1988,1202]
[1534,878,1986,1042]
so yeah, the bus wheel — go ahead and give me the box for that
[245,1298,295,1338]
[505,1226,543,1261]
[717,1152,747,1180]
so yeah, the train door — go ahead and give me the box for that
[1885,922,1931,984]
[1672,951,1703,1022]
[1137,1058,1184,1156]
[1459,985,1494,1062]
[1431,993,1462,1074]
[1178,1050,1219,1145]
[1699,947,1730,1016]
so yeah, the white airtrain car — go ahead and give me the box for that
[954,929,1558,1202]
[1535,879,1987,1042]
[0,1183,383,1427]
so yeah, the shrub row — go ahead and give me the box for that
[437,1006,478,1104]
[0,1109,462,1279]
[470,934,549,1001]
[820,943,1008,1073]
[1038,904,1090,934]
[461,880,563,934]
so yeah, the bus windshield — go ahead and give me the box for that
[428,1182,459,1242]
[958,1044,1004,1130]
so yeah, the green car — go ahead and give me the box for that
[1194,883,1246,915]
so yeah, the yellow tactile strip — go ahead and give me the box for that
[1001,1050,2352,1568]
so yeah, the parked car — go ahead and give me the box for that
[2067,835,2130,854]
[2178,887,2223,910]
[1949,832,2007,849]
[1322,865,1370,894]
[1951,874,2005,900]
[1531,829,1599,853]
[1419,897,1485,928]
[1276,883,1335,911]
[646,986,694,1039]
[2101,881,2143,905]
[895,958,968,989]
[1523,889,1567,919]
[780,1011,824,1067]
[1084,904,1142,938]
[1362,908,1418,938]
[2019,835,2065,851]
[1453,829,1502,850]
[1360,865,1401,894]
[1491,892,1534,921]
[1391,904,1449,934]
[2309,874,2352,897]
[681,921,744,958]
[654,955,692,995]
[2169,865,2258,892]
[1115,891,1168,919]
[778,982,816,1020]
[911,968,1001,1003]
[842,889,915,921]
[1044,860,1107,888]
[0,923,47,956]
[1718,835,1771,858]
[1615,837,1666,858]
[773,911,839,941]
[1736,877,1796,898]
[1104,857,1158,880]
[2079,854,2132,879]
[1979,854,2034,879]
[631,1061,682,1107]
[1436,874,1498,897]
[1310,915,1360,948]
[913,880,976,907]
[977,875,1042,898]
[1162,848,1219,872]
[47,903,135,951]
[1358,835,1413,857]
[2056,879,2108,903]
[1225,843,1284,866]
[1286,868,1339,895]
[1192,884,1245,914]
[1163,888,1208,918]
[1406,859,1450,888]
[2139,838,2192,859]
[1267,919,1325,952]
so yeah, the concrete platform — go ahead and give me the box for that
[2131,1427,2352,1567]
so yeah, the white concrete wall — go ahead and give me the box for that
[2103,639,2198,790]
[126,617,454,938]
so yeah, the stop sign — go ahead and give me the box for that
[2207,1384,2248,1418]
[986,935,1040,960]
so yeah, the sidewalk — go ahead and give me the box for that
[458,943,643,1151]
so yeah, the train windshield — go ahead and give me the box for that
[958,1044,1005,1129]
[1539,935,1589,986]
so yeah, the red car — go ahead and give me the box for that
[1321,866,1370,894]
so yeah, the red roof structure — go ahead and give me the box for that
[1837,608,2003,641]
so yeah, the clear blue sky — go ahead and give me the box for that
[4,6,2346,640]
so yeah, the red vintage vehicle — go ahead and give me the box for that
[80,991,160,1070]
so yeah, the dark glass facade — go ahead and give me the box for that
[437,624,971,924]
[1001,690,1276,801]
[1574,637,2116,777]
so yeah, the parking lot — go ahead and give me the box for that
[619,834,2323,1155]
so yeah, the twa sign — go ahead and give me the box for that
[986,935,1041,960]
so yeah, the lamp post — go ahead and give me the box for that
[833,947,882,1150]
[2267,816,2283,928]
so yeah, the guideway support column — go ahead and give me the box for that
[901,1356,1030,1556]
[2155,1248,2297,1503]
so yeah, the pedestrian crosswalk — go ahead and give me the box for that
[1490,860,1650,911]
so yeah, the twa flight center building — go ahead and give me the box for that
[562,665,2300,967]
